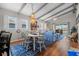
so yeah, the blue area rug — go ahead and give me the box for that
[10,31,58,56]
[10,37,55,56]
[10,45,39,56]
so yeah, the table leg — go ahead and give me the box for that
[33,37,35,51]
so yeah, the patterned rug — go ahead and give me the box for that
[10,45,40,56]
[10,38,54,56]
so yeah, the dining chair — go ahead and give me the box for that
[36,36,46,52]
[21,32,32,50]
[44,31,55,46]
[53,33,60,42]
[0,31,12,56]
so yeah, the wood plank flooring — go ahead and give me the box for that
[37,41,79,56]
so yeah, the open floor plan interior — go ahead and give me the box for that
[0,3,79,56]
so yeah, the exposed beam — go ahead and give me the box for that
[76,14,79,24]
[37,3,64,19]
[18,3,27,14]
[34,3,48,14]
[45,4,74,20]
[44,9,73,21]
[57,9,73,17]
[73,3,78,13]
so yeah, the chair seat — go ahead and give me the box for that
[26,41,32,43]
[37,41,44,43]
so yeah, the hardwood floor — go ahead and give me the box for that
[37,41,79,56]
[37,41,62,56]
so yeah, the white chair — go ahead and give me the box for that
[21,32,32,50]
[37,36,46,52]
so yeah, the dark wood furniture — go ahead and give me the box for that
[0,31,12,56]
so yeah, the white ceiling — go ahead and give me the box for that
[40,3,73,20]
[20,3,44,16]
[0,3,75,22]
[0,3,23,12]
[21,3,32,16]
[44,5,74,21]
[35,3,60,18]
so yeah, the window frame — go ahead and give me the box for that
[9,23,16,28]
[22,24,26,28]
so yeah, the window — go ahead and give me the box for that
[9,23,15,28]
[22,24,26,28]
[8,16,17,29]
[56,24,68,35]
[21,19,29,30]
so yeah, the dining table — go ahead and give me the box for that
[28,34,43,51]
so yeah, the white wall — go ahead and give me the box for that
[76,4,79,44]
[77,23,79,44]
[37,20,47,32]
[0,8,30,40]
[76,4,79,18]
[0,8,4,30]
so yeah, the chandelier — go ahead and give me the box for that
[30,3,38,31]
[30,4,36,24]
[30,13,36,24]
